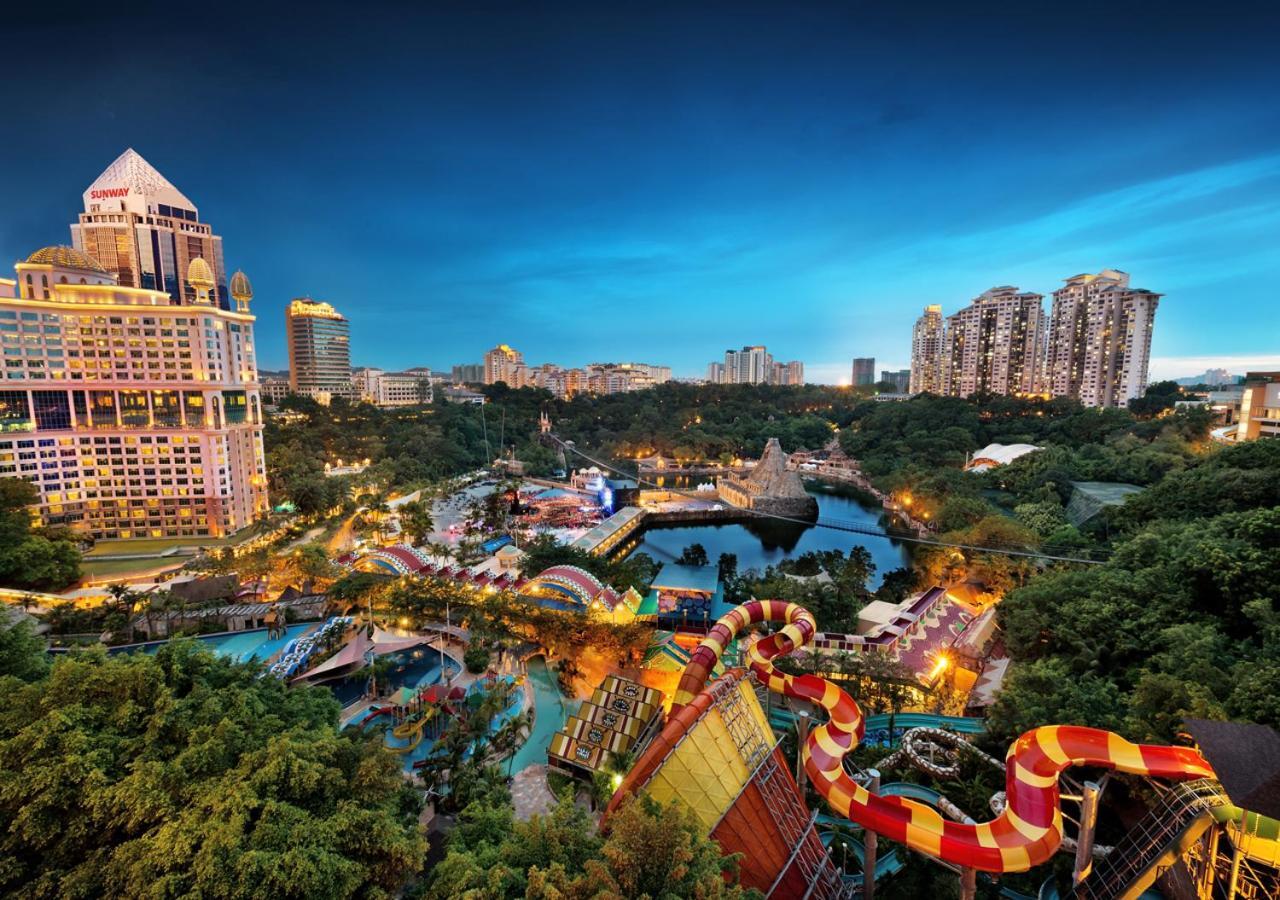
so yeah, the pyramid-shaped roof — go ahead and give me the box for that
[83,148,195,215]
[743,437,809,499]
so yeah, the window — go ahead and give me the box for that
[222,390,247,424]
[183,391,205,426]
[151,390,181,427]
[89,390,117,428]
[119,391,149,427]
[32,391,72,430]
[0,391,32,433]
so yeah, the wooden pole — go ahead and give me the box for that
[864,769,881,900]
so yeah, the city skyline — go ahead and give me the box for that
[3,4,1280,382]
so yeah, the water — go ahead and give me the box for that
[627,482,909,586]
[326,646,463,707]
[508,655,577,775]
[130,624,316,661]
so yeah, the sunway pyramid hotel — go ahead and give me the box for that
[0,149,267,539]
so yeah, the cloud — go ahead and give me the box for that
[1148,355,1280,380]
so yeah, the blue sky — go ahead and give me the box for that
[3,1,1279,381]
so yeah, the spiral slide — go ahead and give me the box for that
[670,600,1217,874]
[389,708,436,754]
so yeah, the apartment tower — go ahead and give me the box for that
[483,344,525,385]
[287,299,353,403]
[941,286,1046,397]
[1046,270,1160,408]
[71,149,230,310]
[909,305,944,394]
[0,248,267,539]
[851,357,876,387]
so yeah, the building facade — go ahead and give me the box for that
[851,357,876,386]
[1235,372,1280,441]
[724,346,773,385]
[352,368,433,407]
[941,286,1046,397]
[910,305,944,394]
[483,344,524,385]
[0,248,267,539]
[880,369,910,393]
[71,149,230,310]
[286,298,352,403]
[1046,270,1160,408]
[706,361,725,384]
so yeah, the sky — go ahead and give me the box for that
[3,1,1279,382]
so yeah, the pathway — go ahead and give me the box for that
[512,765,558,820]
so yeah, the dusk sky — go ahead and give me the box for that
[4,2,1279,381]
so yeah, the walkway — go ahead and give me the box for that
[512,765,558,820]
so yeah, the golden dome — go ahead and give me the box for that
[229,269,253,302]
[187,257,215,290]
[24,245,107,273]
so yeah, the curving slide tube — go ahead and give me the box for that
[670,600,1217,873]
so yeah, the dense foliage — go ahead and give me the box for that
[0,479,81,590]
[425,793,752,899]
[0,638,425,899]
[978,440,1280,744]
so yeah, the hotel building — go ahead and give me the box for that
[0,247,267,539]
[1046,270,1160,408]
[909,305,944,394]
[286,298,353,403]
[941,286,1046,397]
[71,149,230,309]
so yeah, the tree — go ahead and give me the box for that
[398,499,436,545]
[0,643,425,898]
[0,479,81,590]
[676,543,709,567]
[0,617,49,682]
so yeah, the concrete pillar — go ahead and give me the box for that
[959,866,977,900]
[1073,780,1101,885]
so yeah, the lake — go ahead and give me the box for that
[624,481,910,587]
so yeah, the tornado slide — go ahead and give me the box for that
[388,708,435,754]
[670,600,1217,874]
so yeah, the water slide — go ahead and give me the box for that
[388,707,435,754]
[668,600,1218,874]
[358,705,395,728]
[768,702,982,738]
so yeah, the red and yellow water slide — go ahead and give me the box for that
[666,599,1216,873]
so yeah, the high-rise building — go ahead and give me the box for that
[483,344,524,385]
[851,357,876,387]
[941,286,1046,398]
[706,362,725,384]
[451,363,484,384]
[287,298,353,403]
[1046,270,1160,408]
[910,305,944,394]
[0,248,267,539]
[71,149,230,309]
[724,346,773,385]
[880,369,910,393]
[770,360,805,386]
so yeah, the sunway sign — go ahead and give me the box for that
[90,187,129,200]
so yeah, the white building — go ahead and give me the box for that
[910,305,944,394]
[352,368,433,406]
[1047,270,1160,408]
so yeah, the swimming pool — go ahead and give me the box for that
[326,646,463,707]
[507,655,576,775]
[123,624,317,662]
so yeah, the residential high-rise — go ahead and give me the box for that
[909,305,944,394]
[451,363,483,384]
[483,344,524,385]
[724,346,773,385]
[1046,270,1160,408]
[0,248,267,539]
[71,149,230,309]
[706,362,725,384]
[773,360,805,386]
[941,286,1046,397]
[851,357,876,387]
[880,369,910,393]
[286,298,353,403]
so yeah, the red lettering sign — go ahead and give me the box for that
[90,187,130,200]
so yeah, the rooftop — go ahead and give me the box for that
[651,563,720,594]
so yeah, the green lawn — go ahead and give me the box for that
[81,557,187,580]
[85,525,262,558]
